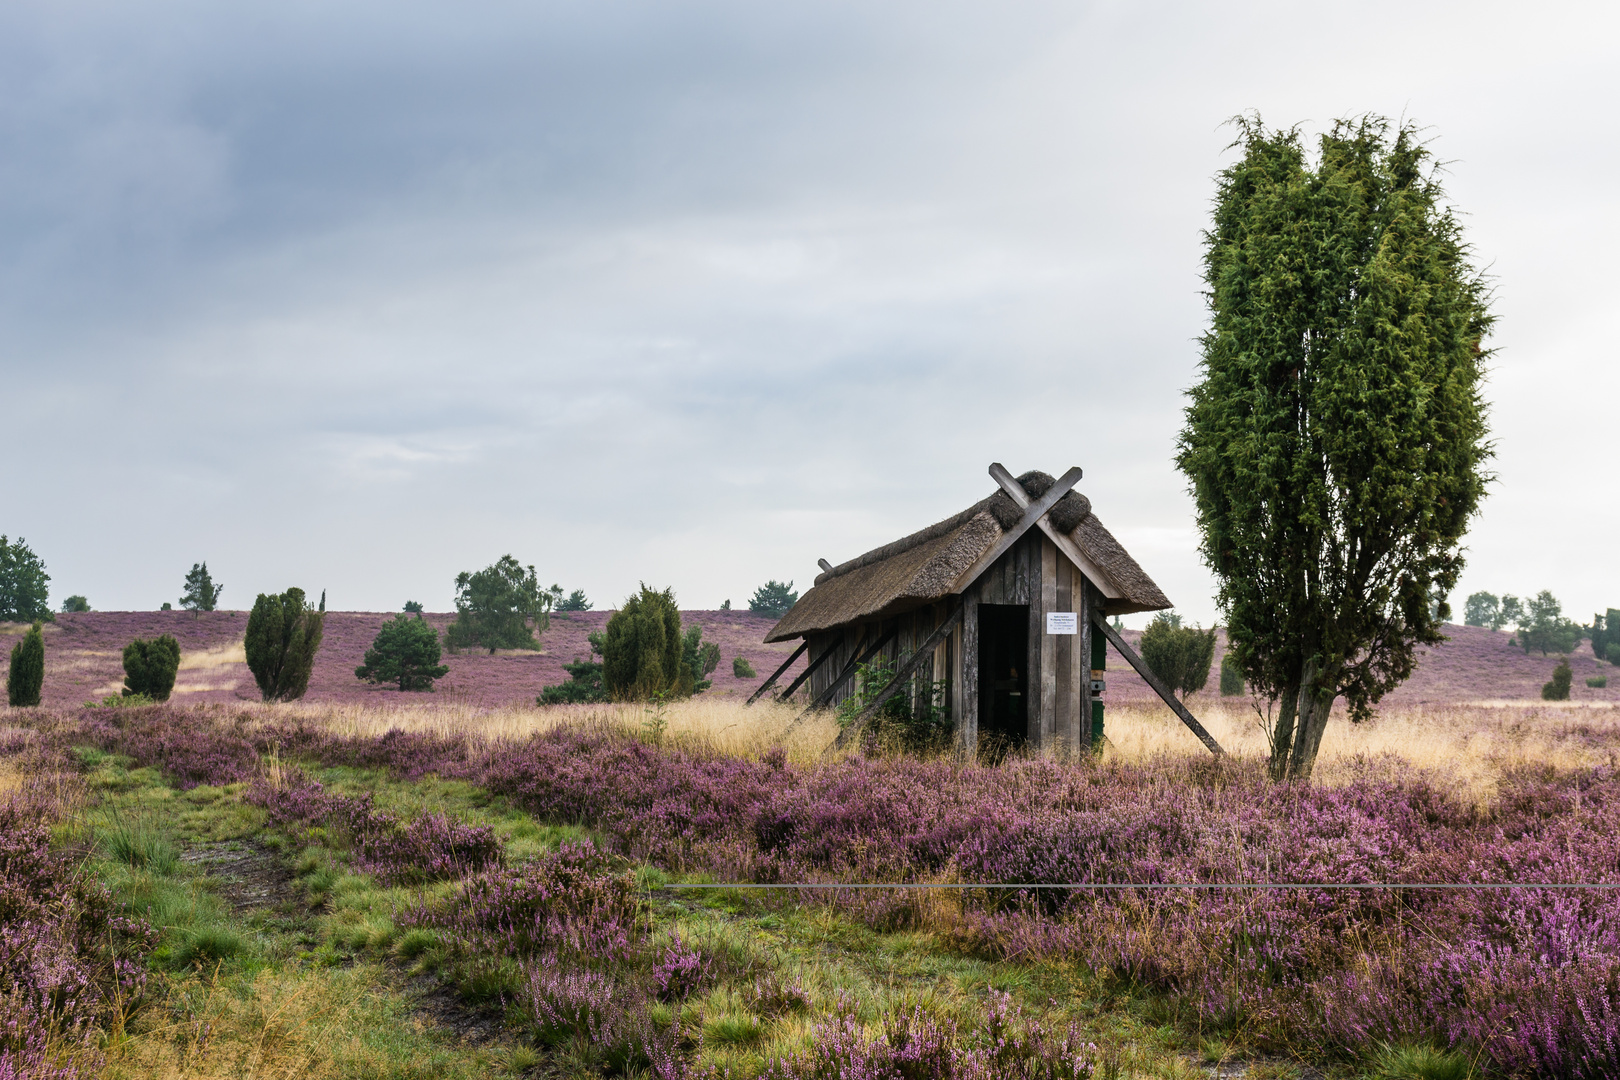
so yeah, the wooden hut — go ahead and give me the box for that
[754,464,1223,756]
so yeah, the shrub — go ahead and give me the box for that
[179,561,222,614]
[1591,608,1620,663]
[557,589,592,612]
[356,613,449,691]
[122,634,181,701]
[539,661,608,704]
[1139,614,1216,699]
[1587,676,1608,689]
[748,580,798,619]
[602,585,690,700]
[60,595,90,613]
[0,536,52,622]
[733,656,757,679]
[6,622,44,706]
[1541,660,1572,701]
[245,587,325,702]
[1219,651,1244,696]
[682,625,720,693]
[836,655,950,751]
[403,600,424,614]
[160,602,171,611]
[1610,643,1620,665]
[445,555,550,653]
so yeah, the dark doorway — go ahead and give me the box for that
[978,604,1029,755]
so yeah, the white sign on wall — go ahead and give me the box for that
[1045,611,1078,635]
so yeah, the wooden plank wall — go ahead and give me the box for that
[804,535,1096,756]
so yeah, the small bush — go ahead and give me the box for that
[602,585,690,700]
[1218,651,1244,695]
[245,587,325,701]
[748,580,798,619]
[122,634,181,701]
[1587,675,1608,689]
[106,820,180,875]
[538,661,608,704]
[682,624,720,693]
[1542,659,1572,701]
[1140,614,1216,699]
[60,594,90,613]
[92,692,157,708]
[6,622,45,707]
[733,655,757,678]
[356,613,449,691]
[1609,642,1620,665]
[160,601,172,611]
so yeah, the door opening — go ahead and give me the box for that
[978,604,1029,757]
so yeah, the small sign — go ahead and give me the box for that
[1045,611,1078,635]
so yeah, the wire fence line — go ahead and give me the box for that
[662,881,1620,891]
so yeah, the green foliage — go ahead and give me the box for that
[122,634,181,701]
[1541,659,1572,701]
[556,589,592,612]
[160,602,172,611]
[0,535,52,622]
[245,587,325,701]
[180,561,222,614]
[682,624,720,694]
[90,692,156,708]
[60,594,90,613]
[355,613,448,691]
[1590,608,1620,663]
[720,599,731,611]
[601,584,690,700]
[748,580,798,619]
[444,555,550,653]
[1515,590,1580,655]
[403,600,424,613]
[537,661,607,705]
[733,655,757,678]
[835,656,950,752]
[1463,591,1499,629]
[1373,1042,1478,1080]
[1176,116,1493,781]
[1139,614,1216,700]
[1219,651,1245,696]
[1610,643,1620,666]
[1587,676,1608,689]
[1500,595,1524,629]
[6,622,45,706]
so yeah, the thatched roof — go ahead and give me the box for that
[764,471,1171,642]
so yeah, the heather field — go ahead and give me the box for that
[4,614,1620,1079]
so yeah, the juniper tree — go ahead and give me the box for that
[180,562,222,615]
[6,623,44,707]
[355,613,448,691]
[1177,115,1494,781]
[244,587,325,701]
[122,635,181,701]
[1139,614,1216,700]
[0,537,52,623]
[445,555,550,653]
[602,584,689,700]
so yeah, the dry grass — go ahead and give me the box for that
[178,643,247,672]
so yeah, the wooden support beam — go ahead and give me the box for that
[950,465,1084,595]
[832,604,964,750]
[745,640,809,706]
[773,641,839,704]
[1092,614,1225,756]
[818,558,833,573]
[987,462,1125,601]
[791,624,897,725]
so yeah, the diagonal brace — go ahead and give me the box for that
[951,465,1084,594]
[832,603,964,751]
[745,640,809,706]
[1093,613,1225,756]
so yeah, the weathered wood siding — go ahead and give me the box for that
[804,533,1097,756]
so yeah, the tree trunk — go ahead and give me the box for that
[1285,658,1337,781]
[1268,681,1300,781]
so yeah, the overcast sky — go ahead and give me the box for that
[3,0,1616,626]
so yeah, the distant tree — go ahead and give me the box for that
[245,587,325,702]
[445,555,550,654]
[1219,651,1245,696]
[6,623,45,707]
[1139,614,1217,700]
[1499,595,1524,632]
[721,599,731,611]
[1591,609,1620,664]
[61,595,90,614]
[355,614,448,691]
[0,537,52,623]
[160,602,172,611]
[556,589,592,613]
[733,655,757,679]
[1542,659,1572,701]
[318,590,326,613]
[681,625,720,694]
[748,581,798,620]
[1177,116,1493,781]
[1515,590,1579,656]
[403,600,424,614]
[180,562,222,615]
[122,635,180,701]
[602,585,689,700]
[1463,592,1499,629]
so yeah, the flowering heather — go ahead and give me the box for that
[43,706,1620,1074]
[247,771,500,886]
